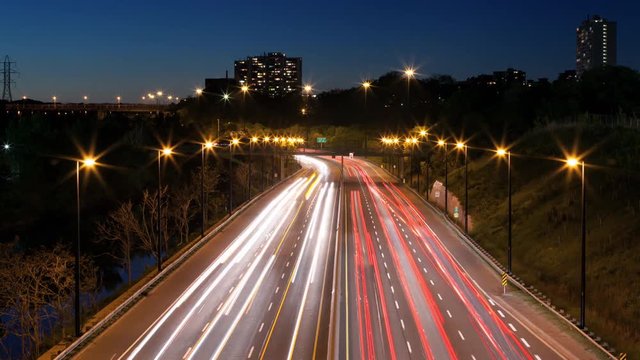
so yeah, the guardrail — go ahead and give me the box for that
[54,168,305,359]
[369,158,617,359]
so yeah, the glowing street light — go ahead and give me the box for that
[156,146,173,273]
[241,85,249,93]
[437,139,450,214]
[195,88,203,96]
[496,147,512,273]
[74,155,99,337]
[3,143,10,150]
[362,81,371,106]
[455,142,469,232]
[303,84,312,94]
[201,140,215,236]
[565,156,588,329]
[404,67,416,108]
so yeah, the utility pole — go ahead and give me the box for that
[2,56,17,102]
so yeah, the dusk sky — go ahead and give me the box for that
[4,0,640,102]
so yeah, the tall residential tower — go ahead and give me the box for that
[576,15,617,75]
[234,52,302,97]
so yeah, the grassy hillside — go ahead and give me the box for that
[444,125,640,356]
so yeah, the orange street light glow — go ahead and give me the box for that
[82,158,96,167]
[496,148,507,157]
[437,139,445,146]
[162,148,173,156]
[404,68,415,78]
[204,141,214,149]
[231,138,240,145]
[304,85,312,93]
[251,136,259,143]
[419,130,427,136]
[456,142,465,149]
[195,88,203,95]
[362,81,371,89]
[566,157,580,168]
[241,85,249,92]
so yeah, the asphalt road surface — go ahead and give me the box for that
[75,155,601,360]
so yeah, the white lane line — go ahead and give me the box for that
[275,286,279,294]
[497,310,505,318]
[381,252,385,258]
[400,319,405,330]
[521,338,531,348]
[216,302,223,312]
[534,355,542,360]
[458,330,465,341]
[408,240,412,245]
[228,286,235,294]
[182,347,192,359]
[387,272,391,280]
[281,273,285,279]
[395,300,400,309]
[508,323,517,332]
[488,298,496,306]
[472,356,477,360]
[247,346,254,358]
[290,251,294,257]
[391,286,395,294]
[437,293,443,301]
[417,257,422,263]
[446,310,452,318]
[286,261,290,267]
[429,279,435,286]
[406,341,412,354]
[268,302,273,311]
[412,248,416,253]
[258,322,264,332]
[294,243,297,248]
[201,322,209,332]
[383,262,388,269]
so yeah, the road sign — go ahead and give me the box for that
[619,353,627,360]
[316,137,327,143]
[501,272,508,294]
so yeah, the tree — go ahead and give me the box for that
[135,187,169,260]
[171,184,196,245]
[96,201,137,284]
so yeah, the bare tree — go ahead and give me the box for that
[0,244,97,359]
[136,187,169,260]
[171,184,196,245]
[96,201,137,284]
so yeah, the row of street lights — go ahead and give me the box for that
[64,133,304,337]
[381,130,589,329]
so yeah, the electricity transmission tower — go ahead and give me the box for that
[2,56,17,102]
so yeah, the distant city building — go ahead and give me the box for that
[576,15,617,76]
[493,68,527,87]
[465,68,527,87]
[557,70,578,82]
[234,52,302,97]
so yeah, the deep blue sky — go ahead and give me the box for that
[4,0,639,102]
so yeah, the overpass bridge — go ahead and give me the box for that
[4,103,172,114]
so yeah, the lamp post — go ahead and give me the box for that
[229,138,240,214]
[404,68,415,109]
[201,141,214,236]
[116,96,121,109]
[362,81,371,107]
[456,142,468,232]
[53,96,57,109]
[74,157,96,337]
[496,148,512,273]
[157,147,172,273]
[418,130,428,195]
[566,157,587,329]
[249,137,258,200]
[438,140,448,215]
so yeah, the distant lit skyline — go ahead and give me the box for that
[3,0,639,102]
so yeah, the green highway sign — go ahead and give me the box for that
[317,137,327,143]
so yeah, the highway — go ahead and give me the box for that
[75,155,600,360]
[337,157,599,360]
[76,155,341,360]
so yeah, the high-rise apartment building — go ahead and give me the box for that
[576,15,617,75]
[234,52,302,97]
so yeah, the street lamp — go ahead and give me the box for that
[566,156,587,329]
[362,81,371,106]
[437,139,449,215]
[404,67,415,108]
[249,136,259,200]
[53,96,57,108]
[201,141,215,236]
[456,142,468,232]
[116,96,121,108]
[74,156,96,337]
[157,147,173,273]
[496,148,512,274]
[195,88,203,96]
[229,138,240,214]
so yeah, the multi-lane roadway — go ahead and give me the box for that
[74,155,600,360]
